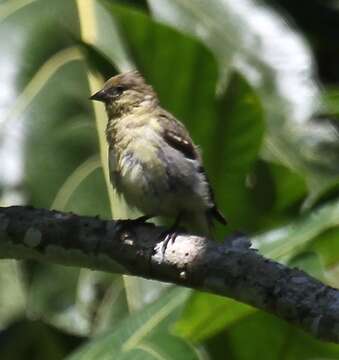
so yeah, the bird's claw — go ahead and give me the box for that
[159,230,178,260]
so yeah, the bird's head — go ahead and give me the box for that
[90,70,157,118]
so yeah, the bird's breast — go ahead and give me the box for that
[110,124,168,208]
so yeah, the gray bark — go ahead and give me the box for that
[0,205,339,343]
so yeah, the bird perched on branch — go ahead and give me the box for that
[90,70,226,238]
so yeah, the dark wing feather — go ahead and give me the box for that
[163,129,197,160]
[159,111,199,160]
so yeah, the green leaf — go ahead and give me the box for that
[26,264,83,334]
[78,0,133,72]
[101,0,218,140]
[117,332,203,360]
[253,199,339,261]
[269,163,307,213]
[322,87,339,116]
[0,260,26,329]
[309,227,339,269]
[75,270,128,336]
[66,288,199,360]
[211,73,265,231]
[23,68,98,210]
[174,292,254,343]
[52,156,111,219]
[206,311,339,360]
[26,264,129,336]
[288,251,326,282]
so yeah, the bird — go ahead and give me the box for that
[90,70,226,238]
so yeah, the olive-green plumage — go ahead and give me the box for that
[90,70,226,236]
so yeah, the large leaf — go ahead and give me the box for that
[101,1,218,147]
[66,288,202,360]
[211,72,264,231]
[148,0,339,203]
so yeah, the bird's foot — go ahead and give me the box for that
[158,214,184,260]
[158,229,179,260]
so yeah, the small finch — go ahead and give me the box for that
[90,70,226,237]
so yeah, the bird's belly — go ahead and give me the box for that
[119,162,161,215]
[114,148,167,215]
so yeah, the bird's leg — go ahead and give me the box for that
[159,213,183,259]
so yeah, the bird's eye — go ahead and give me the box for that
[114,85,126,96]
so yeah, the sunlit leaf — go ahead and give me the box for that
[253,199,339,261]
[77,0,133,72]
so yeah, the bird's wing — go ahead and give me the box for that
[158,111,227,226]
[158,110,200,161]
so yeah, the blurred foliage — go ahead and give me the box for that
[1,0,339,359]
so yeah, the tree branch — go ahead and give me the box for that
[0,206,339,343]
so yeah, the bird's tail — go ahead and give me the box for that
[209,205,227,226]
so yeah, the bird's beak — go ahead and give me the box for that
[89,89,109,102]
